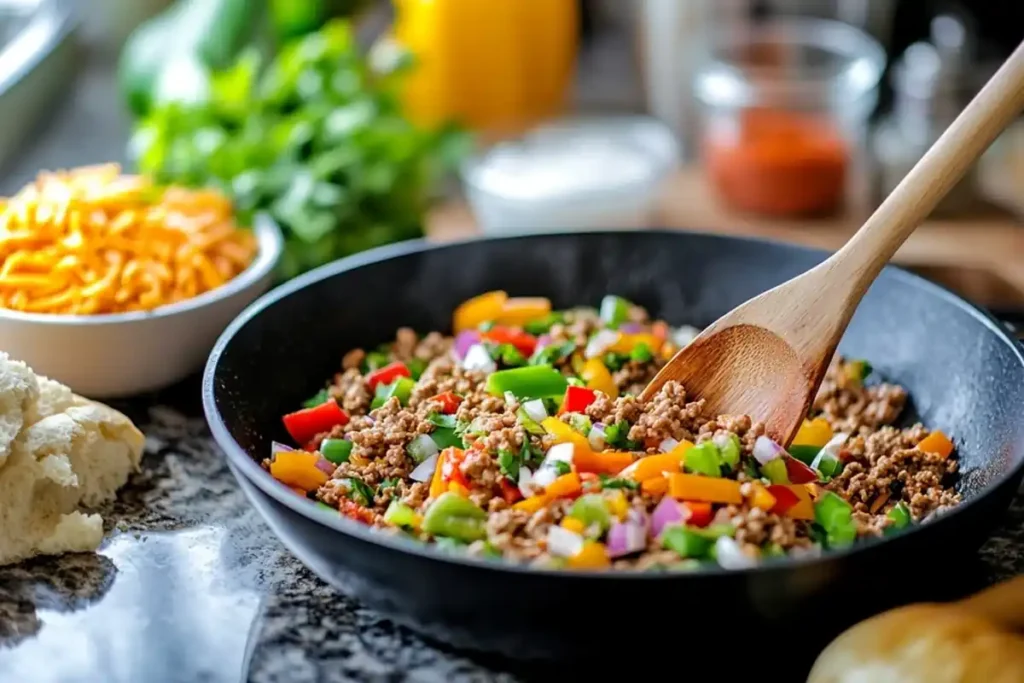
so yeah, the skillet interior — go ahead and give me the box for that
[204,230,1024,663]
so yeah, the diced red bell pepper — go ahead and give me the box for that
[441,448,471,488]
[682,501,713,527]
[282,401,350,446]
[560,385,597,414]
[366,361,411,391]
[339,499,376,525]
[766,484,801,515]
[785,456,820,484]
[433,391,463,414]
[499,478,523,504]
[481,326,538,357]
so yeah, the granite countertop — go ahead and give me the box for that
[0,44,1022,683]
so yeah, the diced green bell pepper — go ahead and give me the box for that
[422,492,487,542]
[372,376,415,409]
[716,433,741,472]
[383,500,418,528]
[485,365,568,399]
[599,295,632,328]
[524,312,565,335]
[568,494,612,533]
[761,458,790,484]
[660,525,735,559]
[815,454,843,479]
[684,441,722,477]
[430,427,463,450]
[814,492,857,548]
[516,407,547,435]
[320,438,353,464]
[789,445,822,465]
[303,388,330,408]
[630,342,653,363]
[884,501,913,537]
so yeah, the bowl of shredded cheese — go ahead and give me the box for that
[0,164,283,397]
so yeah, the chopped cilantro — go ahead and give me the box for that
[529,341,576,366]
[377,478,399,494]
[362,350,391,373]
[604,421,638,450]
[598,474,639,490]
[603,352,629,372]
[553,460,572,476]
[497,449,521,481]
[427,412,458,429]
[630,343,653,363]
[489,343,526,367]
[569,413,592,435]
[343,478,375,506]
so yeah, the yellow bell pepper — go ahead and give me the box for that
[429,449,448,498]
[453,290,507,333]
[581,357,618,398]
[270,452,330,492]
[568,541,610,569]
[560,517,586,534]
[545,472,582,499]
[393,0,579,136]
[608,333,663,355]
[749,483,777,511]
[448,481,470,497]
[605,489,629,520]
[793,417,834,448]
[668,473,744,505]
[495,297,551,327]
[513,494,550,513]
[541,416,590,453]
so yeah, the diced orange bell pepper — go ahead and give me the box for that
[495,297,551,327]
[541,416,591,453]
[792,417,834,448]
[620,451,685,481]
[749,483,777,511]
[917,430,954,459]
[574,450,634,475]
[560,517,586,534]
[641,476,669,495]
[453,290,507,332]
[513,494,550,513]
[568,541,610,569]
[289,486,308,497]
[581,357,618,398]
[429,450,448,498]
[545,472,582,499]
[448,481,470,497]
[668,473,743,504]
[270,451,330,491]
[608,333,663,355]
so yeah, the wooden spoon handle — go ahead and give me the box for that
[828,40,1024,300]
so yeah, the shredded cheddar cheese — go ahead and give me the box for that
[0,164,257,315]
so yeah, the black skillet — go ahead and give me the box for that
[202,231,1024,665]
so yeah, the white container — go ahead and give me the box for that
[0,216,283,398]
[462,116,679,234]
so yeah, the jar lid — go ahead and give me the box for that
[694,18,886,115]
[462,116,679,205]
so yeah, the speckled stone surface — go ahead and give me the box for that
[0,378,1020,683]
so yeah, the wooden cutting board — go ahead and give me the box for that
[428,167,1024,311]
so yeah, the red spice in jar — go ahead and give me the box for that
[704,108,849,217]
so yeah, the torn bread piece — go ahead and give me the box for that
[0,352,144,566]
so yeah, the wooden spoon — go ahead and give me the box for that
[641,41,1024,445]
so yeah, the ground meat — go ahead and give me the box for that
[698,414,766,458]
[585,392,643,427]
[461,449,502,497]
[485,508,545,560]
[828,425,960,531]
[627,381,706,446]
[328,367,371,414]
[613,359,662,396]
[409,357,487,409]
[342,347,365,370]
[814,359,907,434]
[719,497,810,549]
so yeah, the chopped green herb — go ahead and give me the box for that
[744,458,761,479]
[568,414,592,436]
[302,389,330,408]
[602,352,629,372]
[520,436,544,466]
[497,449,520,481]
[430,427,463,450]
[553,460,572,476]
[598,474,639,490]
[377,477,399,494]
[630,342,653,363]
[343,478,375,506]
[524,312,565,335]
[603,421,631,449]
[542,397,561,416]
[528,340,576,367]
[406,357,427,380]
[427,413,458,429]
[490,343,526,367]
[363,350,391,373]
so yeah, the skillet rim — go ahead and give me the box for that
[202,228,1024,580]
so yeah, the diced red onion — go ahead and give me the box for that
[672,325,701,347]
[619,322,644,333]
[535,334,553,352]
[547,525,584,557]
[585,329,619,359]
[715,536,758,569]
[650,496,686,538]
[407,433,439,464]
[588,422,607,451]
[522,399,548,423]
[517,467,536,498]
[272,441,296,454]
[753,436,785,465]
[315,457,336,475]
[409,453,439,482]
[454,330,480,359]
[606,519,647,558]
[462,344,497,372]
[658,437,679,453]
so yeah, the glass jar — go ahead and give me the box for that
[694,18,886,218]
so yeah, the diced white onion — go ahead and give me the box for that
[462,344,497,372]
[517,466,536,498]
[811,433,848,471]
[522,399,548,423]
[534,442,575,488]
[407,433,439,464]
[658,437,679,453]
[585,329,620,359]
[588,423,607,451]
[504,391,517,406]
[672,325,701,347]
[409,453,439,482]
[753,435,785,465]
[547,525,585,557]
[715,536,759,570]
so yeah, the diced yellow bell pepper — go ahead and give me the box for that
[429,450,448,498]
[541,416,591,453]
[546,472,582,499]
[495,297,551,327]
[453,290,507,332]
[513,494,550,513]
[607,333,663,355]
[792,417,834,448]
[749,483,777,511]
[560,517,586,534]
[568,541,610,569]
[270,452,330,492]
[448,481,470,497]
[581,357,618,398]
[605,489,629,520]
[660,343,678,360]
[786,485,815,520]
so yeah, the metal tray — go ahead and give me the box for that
[0,0,78,170]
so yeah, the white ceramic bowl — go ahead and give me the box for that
[0,215,284,398]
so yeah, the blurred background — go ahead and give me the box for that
[2,0,1024,312]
